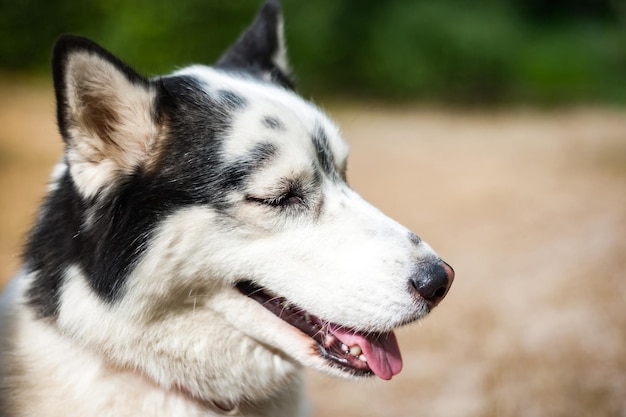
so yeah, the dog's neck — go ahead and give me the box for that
[3,283,308,417]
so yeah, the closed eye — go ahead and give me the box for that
[248,194,302,207]
[246,188,305,208]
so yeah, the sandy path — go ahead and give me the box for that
[1,83,625,416]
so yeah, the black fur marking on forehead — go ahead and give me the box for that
[261,115,284,130]
[216,89,247,110]
[216,142,279,200]
[156,75,278,208]
[312,124,339,181]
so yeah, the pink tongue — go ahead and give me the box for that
[330,326,403,380]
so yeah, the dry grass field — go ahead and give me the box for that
[1,80,625,416]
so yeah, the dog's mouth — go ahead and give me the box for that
[235,281,403,380]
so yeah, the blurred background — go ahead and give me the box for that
[0,0,625,416]
[1,0,626,104]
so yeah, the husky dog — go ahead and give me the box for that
[0,1,454,416]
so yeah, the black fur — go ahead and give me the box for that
[24,168,82,318]
[261,115,285,130]
[216,89,248,110]
[312,124,339,181]
[155,75,272,208]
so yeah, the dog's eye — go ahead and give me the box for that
[276,192,305,206]
[247,191,304,208]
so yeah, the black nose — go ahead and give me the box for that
[410,261,454,308]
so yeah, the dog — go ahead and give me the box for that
[0,1,454,416]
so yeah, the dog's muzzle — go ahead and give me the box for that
[410,260,454,309]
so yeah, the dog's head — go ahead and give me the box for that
[31,0,453,403]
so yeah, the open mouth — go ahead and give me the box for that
[236,281,403,380]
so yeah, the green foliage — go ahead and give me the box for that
[0,0,624,105]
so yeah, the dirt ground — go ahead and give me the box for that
[1,81,625,416]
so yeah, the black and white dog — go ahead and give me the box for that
[0,1,454,416]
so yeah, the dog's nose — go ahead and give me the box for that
[410,260,454,308]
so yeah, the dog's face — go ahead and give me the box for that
[27,0,453,404]
[147,65,452,381]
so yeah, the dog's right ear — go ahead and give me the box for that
[216,0,294,90]
[52,35,158,198]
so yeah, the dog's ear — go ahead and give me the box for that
[216,0,294,90]
[52,35,158,197]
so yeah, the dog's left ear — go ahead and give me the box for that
[216,0,294,90]
[52,35,158,198]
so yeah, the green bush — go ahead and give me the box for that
[0,0,624,105]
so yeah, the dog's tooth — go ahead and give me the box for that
[358,354,367,362]
[349,345,362,356]
[304,312,311,322]
[341,344,349,354]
